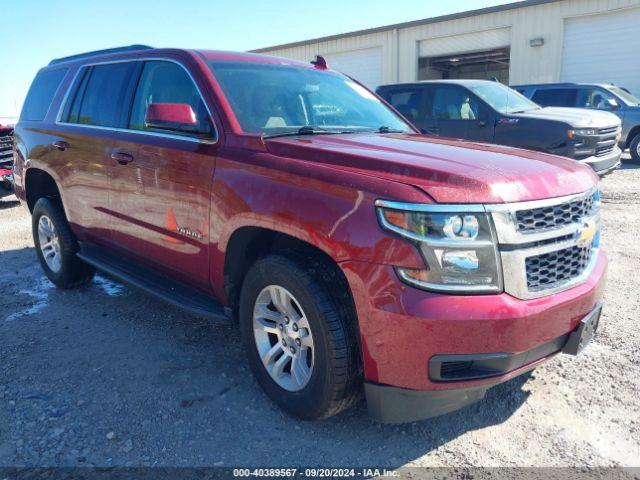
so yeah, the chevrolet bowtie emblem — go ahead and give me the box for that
[576,220,597,245]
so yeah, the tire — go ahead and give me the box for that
[239,255,362,420]
[32,197,95,289]
[629,134,640,163]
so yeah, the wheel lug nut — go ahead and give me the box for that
[279,324,284,331]
[292,323,299,332]
[281,339,287,346]
[290,346,296,354]
[295,338,301,346]
[284,317,290,325]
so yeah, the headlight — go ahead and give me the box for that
[375,201,503,293]
[568,128,596,138]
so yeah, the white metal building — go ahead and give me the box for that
[253,0,640,95]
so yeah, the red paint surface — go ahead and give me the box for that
[13,49,605,392]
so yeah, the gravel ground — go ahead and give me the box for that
[0,160,639,469]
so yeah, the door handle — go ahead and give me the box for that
[425,127,440,135]
[111,152,134,165]
[478,120,487,127]
[52,141,69,151]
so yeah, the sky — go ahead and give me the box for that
[0,0,515,120]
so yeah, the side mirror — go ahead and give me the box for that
[606,98,619,110]
[145,103,199,132]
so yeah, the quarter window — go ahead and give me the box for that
[129,61,212,137]
[21,68,68,121]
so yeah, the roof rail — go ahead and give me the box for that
[48,45,153,65]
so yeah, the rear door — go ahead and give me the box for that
[531,88,577,108]
[107,59,217,290]
[377,86,427,130]
[56,61,139,243]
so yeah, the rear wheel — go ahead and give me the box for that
[32,197,95,289]
[629,134,640,163]
[239,255,361,420]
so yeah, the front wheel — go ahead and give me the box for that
[32,197,95,289]
[629,134,640,163]
[239,255,361,420]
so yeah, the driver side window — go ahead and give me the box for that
[576,88,616,110]
[129,60,212,137]
[429,86,479,121]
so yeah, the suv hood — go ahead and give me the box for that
[265,133,597,204]
[513,107,620,128]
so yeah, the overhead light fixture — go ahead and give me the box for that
[529,37,544,47]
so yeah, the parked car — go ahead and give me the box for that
[514,83,640,162]
[13,46,606,423]
[376,80,622,176]
[0,123,14,198]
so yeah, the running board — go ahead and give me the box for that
[77,243,230,323]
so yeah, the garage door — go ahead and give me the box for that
[324,47,382,89]
[561,8,640,96]
[418,28,511,57]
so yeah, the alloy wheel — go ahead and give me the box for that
[252,285,314,391]
[38,215,62,273]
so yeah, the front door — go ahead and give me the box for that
[428,85,494,143]
[107,59,218,291]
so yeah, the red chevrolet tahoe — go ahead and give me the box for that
[13,46,606,423]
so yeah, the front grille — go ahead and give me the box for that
[515,193,596,232]
[598,126,618,135]
[596,144,615,157]
[0,135,12,167]
[525,244,592,291]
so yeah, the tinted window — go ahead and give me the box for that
[532,88,577,107]
[129,61,212,137]
[382,89,423,122]
[72,63,136,127]
[429,86,479,120]
[20,69,68,121]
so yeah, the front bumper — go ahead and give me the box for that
[0,169,13,198]
[577,146,621,176]
[340,250,607,422]
[365,303,602,423]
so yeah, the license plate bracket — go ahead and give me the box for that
[563,303,602,356]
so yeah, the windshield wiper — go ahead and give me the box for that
[263,126,352,139]
[377,126,406,133]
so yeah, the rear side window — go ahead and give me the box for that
[20,69,68,121]
[532,88,577,107]
[382,89,424,122]
[66,62,137,127]
[129,61,212,137]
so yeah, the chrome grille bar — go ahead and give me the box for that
[487,188,600,300]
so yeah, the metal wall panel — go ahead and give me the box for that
[257,0,640,87]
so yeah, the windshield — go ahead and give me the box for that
[207,61,413,135]
[469,82,540,114]
[609,86,640,106]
